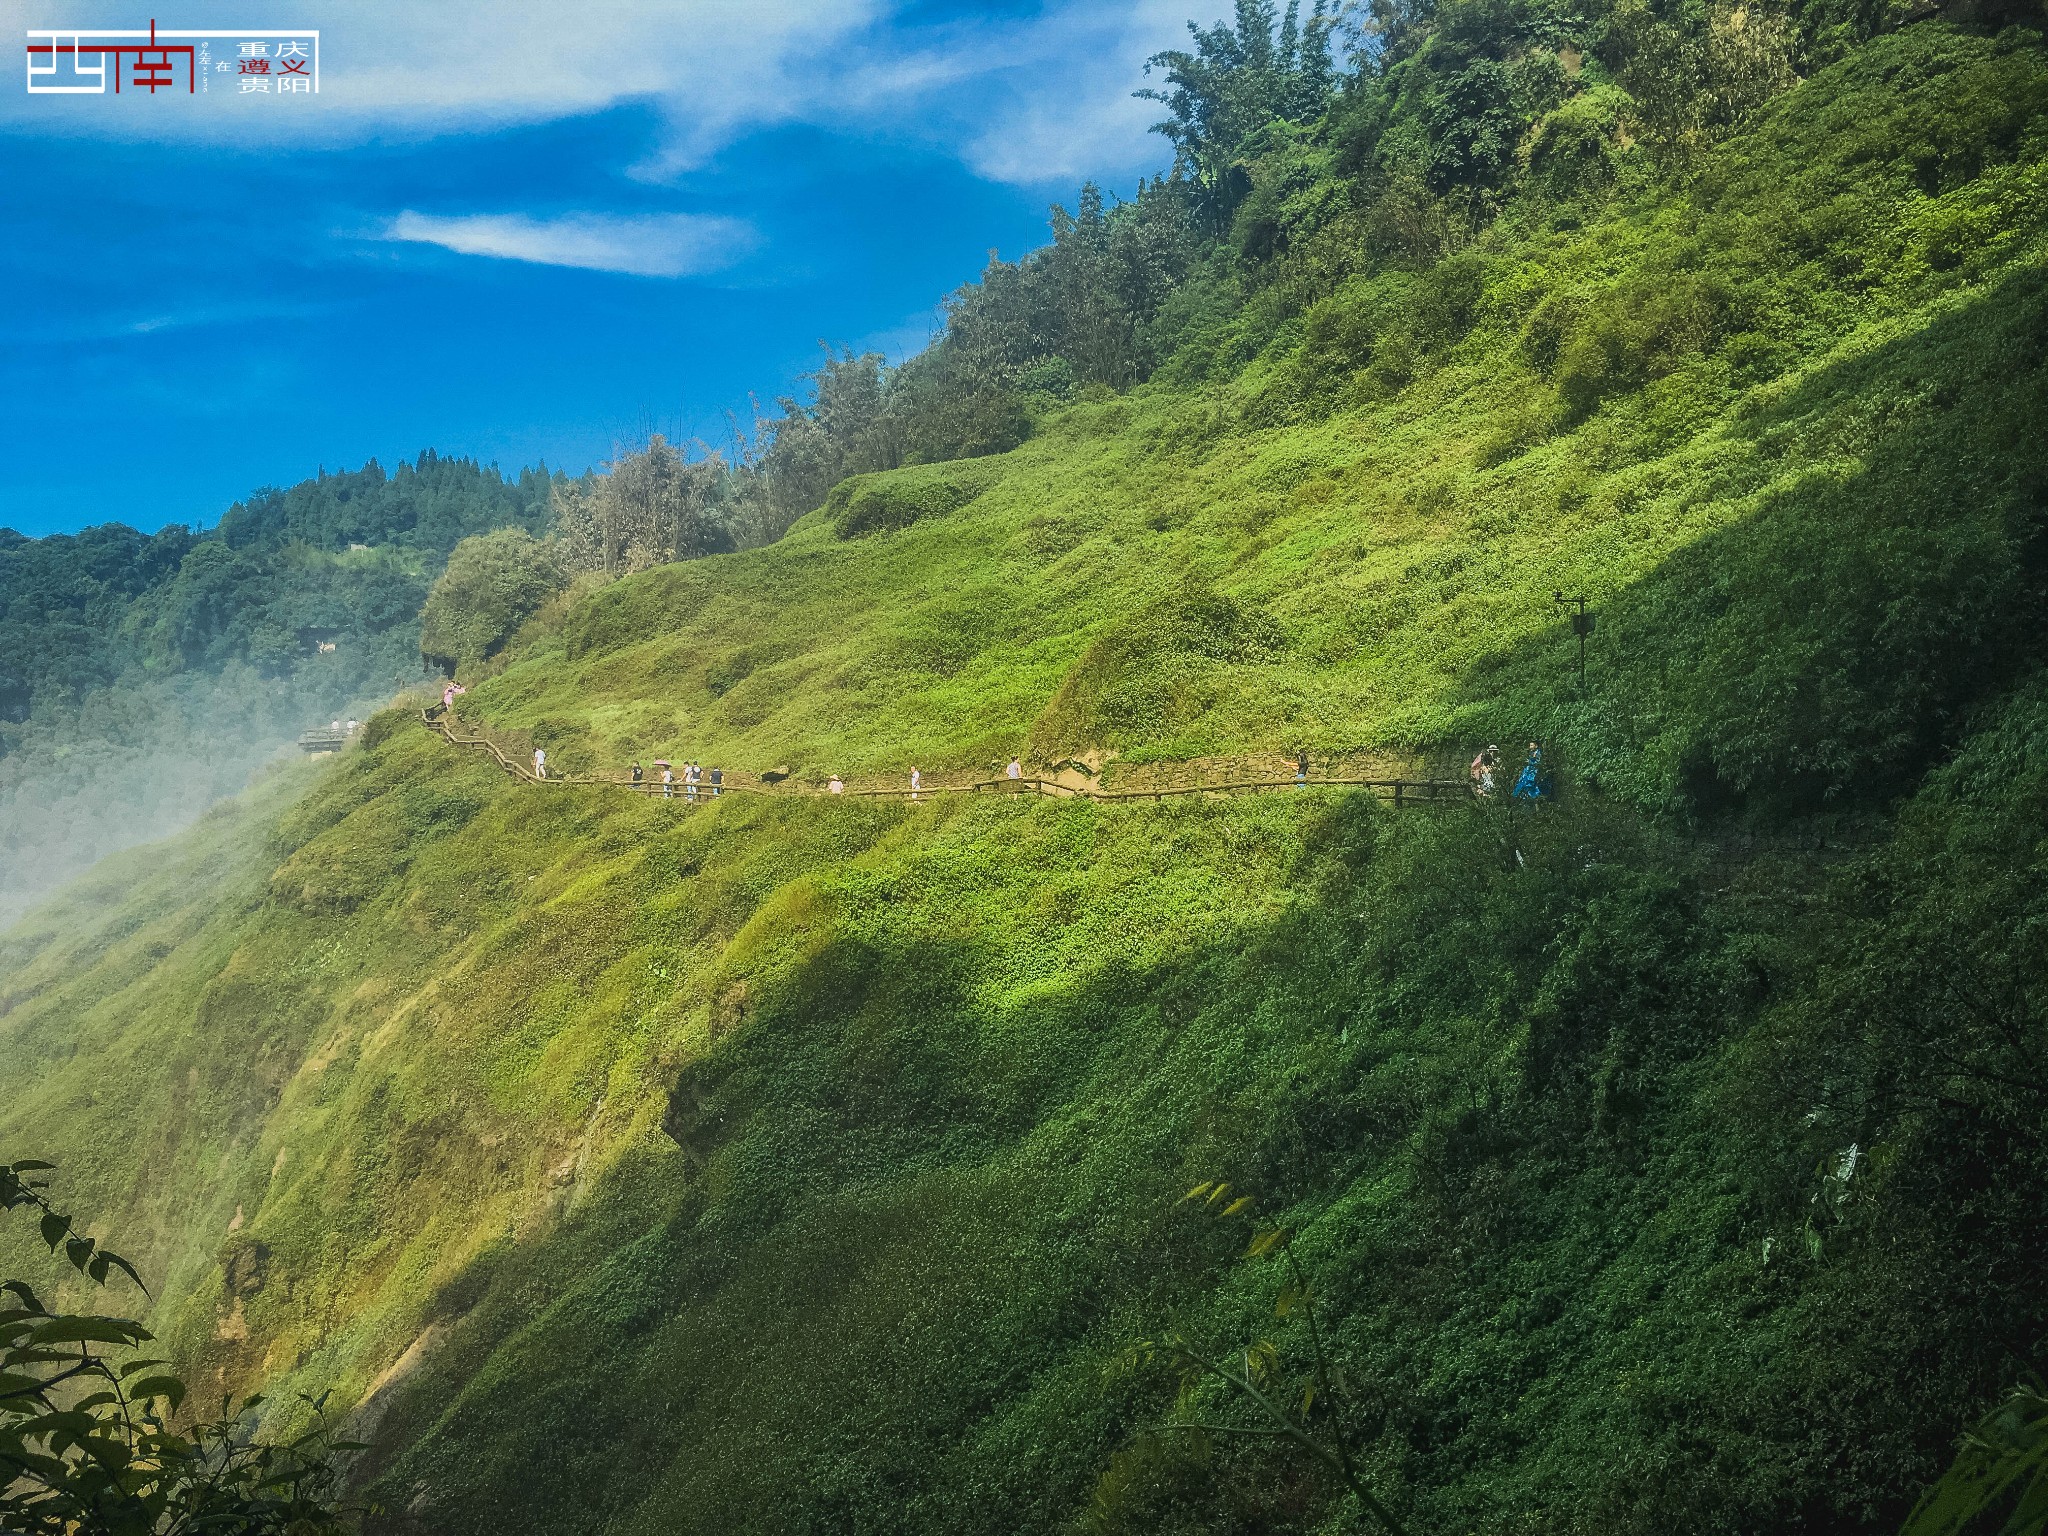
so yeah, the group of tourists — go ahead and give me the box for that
[588,756,1037,803]
[1470,741,1546,801]
[518,741,1543,803]
[625,760,724,800]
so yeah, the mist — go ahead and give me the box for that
[0,658,424,929]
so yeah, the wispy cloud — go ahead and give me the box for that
[0,0,1195,188]
[382,210,755,277]
[956,0,1197,185]
[0,0,877,153]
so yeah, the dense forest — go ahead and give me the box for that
[5,0,2048,1533]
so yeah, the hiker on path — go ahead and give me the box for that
[442,682,466,711]
[533,747,546,780]
[662,765,675,799]
[1472,744,1499,796]
[1296,750,1309,786]
[347,719,359,735]
[709,766,723,798]
[909,767,921,802]
[1007,758,1023,782]
[1511,742,1544,801]
[686,762,699,803]
[631,762,643,788]
[829,774,844,794]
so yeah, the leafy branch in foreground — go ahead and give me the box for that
[2,1156,361,1535]
[1111,1180,1413,1536]
[1902,1383,2048,1536]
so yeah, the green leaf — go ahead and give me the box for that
[1220,1196,1253,1217]
[8,1161,56,1173]
[1180,1181,1215,1203]
[1245,1339,1279,1384]
[124,1375,187,1413]
[95,1250,146,1294]
[1903,1386,2048,1536]
[65,1236,95,1272]
[0,1370,50,1401]
[1,1281,45,1314]
[38,1211,67,1250]
[29,1315,150,1348]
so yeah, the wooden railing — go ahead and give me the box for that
[419,705,1472,807]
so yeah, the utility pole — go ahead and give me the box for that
[1553,590,1593,691]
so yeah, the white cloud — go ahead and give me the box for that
[955,0,1197,186]
[0,0,1195,186]
[383,210,754,277]
[0,0,880,158]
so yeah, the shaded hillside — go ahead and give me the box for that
[1,19,2045,1536]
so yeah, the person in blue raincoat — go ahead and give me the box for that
[1511,741,1544,801]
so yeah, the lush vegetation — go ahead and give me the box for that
[3,6,2047,1535]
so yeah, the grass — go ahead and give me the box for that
[2,24,2046,1536]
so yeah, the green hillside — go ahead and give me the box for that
[4,18,2047,1536]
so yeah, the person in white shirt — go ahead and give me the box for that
[829,774,844,795]
[1007,758,1023,781]
[532,747,546,780]
[909,767,921,802]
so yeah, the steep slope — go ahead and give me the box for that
[469,25,2048,811]
[2,25,2045,1536]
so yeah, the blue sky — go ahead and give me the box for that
[0,0,1197,537]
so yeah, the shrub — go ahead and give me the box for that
[825,462,1001,539]
[418,529,567,672]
